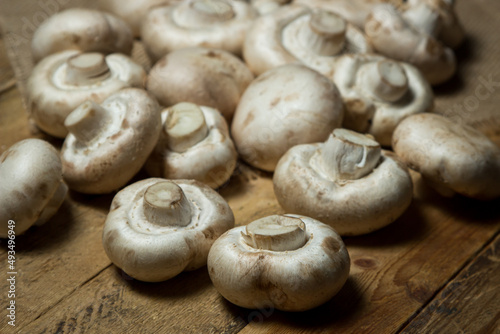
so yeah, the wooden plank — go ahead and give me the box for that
[236,182,500,334]
[401,234,500,334]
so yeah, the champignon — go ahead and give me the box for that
[332,54,433,146]
[147,47,253,122]
[244,4,372,76]
[27,51,145,138]
[141,0,257,62]
[251,0,291,15]
[146,102,238,189]
[231,63,344,172]
[364,3,456,85]
[207,214,350,311]
[102,178,235,282]
[31,8,133,62]
[273,128,413,236]
[0,139,67,237]
[61,88,161,194]
[392,113,500,200]
[100,0,180,37]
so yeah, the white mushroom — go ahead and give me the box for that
[392,113,500,200]
[27,51,145,138]
[231,64,344,172]
[61,88,161,194]
[99,0,180,37]
[207,214,350,311]
[146,102,238,189]
[273,129,413,236]
[0,139,67,238]
[31,8,133,62]
[141,0,257,62]
[244,4,372,76]
[102,178,235,282]
[147,47,254,122]
[251,0,291,15]
[364,3,456,85]
[332,54,433,146]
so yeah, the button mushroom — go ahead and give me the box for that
[364,3,456,85]
[102,178,235,282]
[141,0,257,62]
[99,0,180,37]
[147,47,253,122]
[146,102,238,189]
[244,4,372,77]
[207,214,350,311]
[31,8,133,62]
[27,51,146,138]
[273,128,413,236]
[250,0,291,15]
[392,113,500,200]
[231,63,344,172]
[61,88,161,194]
[0,139,67,238]
[332,54,433,146]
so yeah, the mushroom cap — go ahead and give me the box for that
[147,47,253,122]
[243,4,372,77]
[27,51,146,138]
[207,214,350,311]
[293,0,384,29]
[332,54,433,146]
[0,139,68,238]
[364,4,456,85]
[31,8,133,62]
[146,103,238,189]
[102,178,235,282]
[231,64,344,172]
[99,0,179,37]
[273,140,413,236]
[61,88,161,194]
[251,0,292,15]
[141,0,257,62]
[392,113,500,200]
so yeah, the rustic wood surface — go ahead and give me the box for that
[1,1,500,332]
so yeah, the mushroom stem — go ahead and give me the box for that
[298,10,346,56]
[64,100,112,143]
[321,128,381,181]
[360,60,409,102]
[142,181,193,227]
[65,53,111,86]
[175,0,235,26]
[165,102,209,153]
[241,215,307,251]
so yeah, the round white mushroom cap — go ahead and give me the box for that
[243,4,372,77]
[147,47,254,122]
[27,51,146,138]
[207,214,350,311]
[364,3,456,85]
[273,129,413,236]
[102,178,235,282]
[231,63,344,172]
[146,102,238,189]
[392,113,500,200]
[0,139,68,238]
[332,54,433,146]
[141,0,257,62]
[31,8,133,62]
[61,88,161,194]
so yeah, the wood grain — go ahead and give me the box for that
[401,234,500,334]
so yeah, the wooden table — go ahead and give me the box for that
[1,6,499,333]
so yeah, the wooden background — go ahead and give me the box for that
[1,1,499,333]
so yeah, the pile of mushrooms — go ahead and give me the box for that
[102,178,234,282]
[0,139,67,237]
